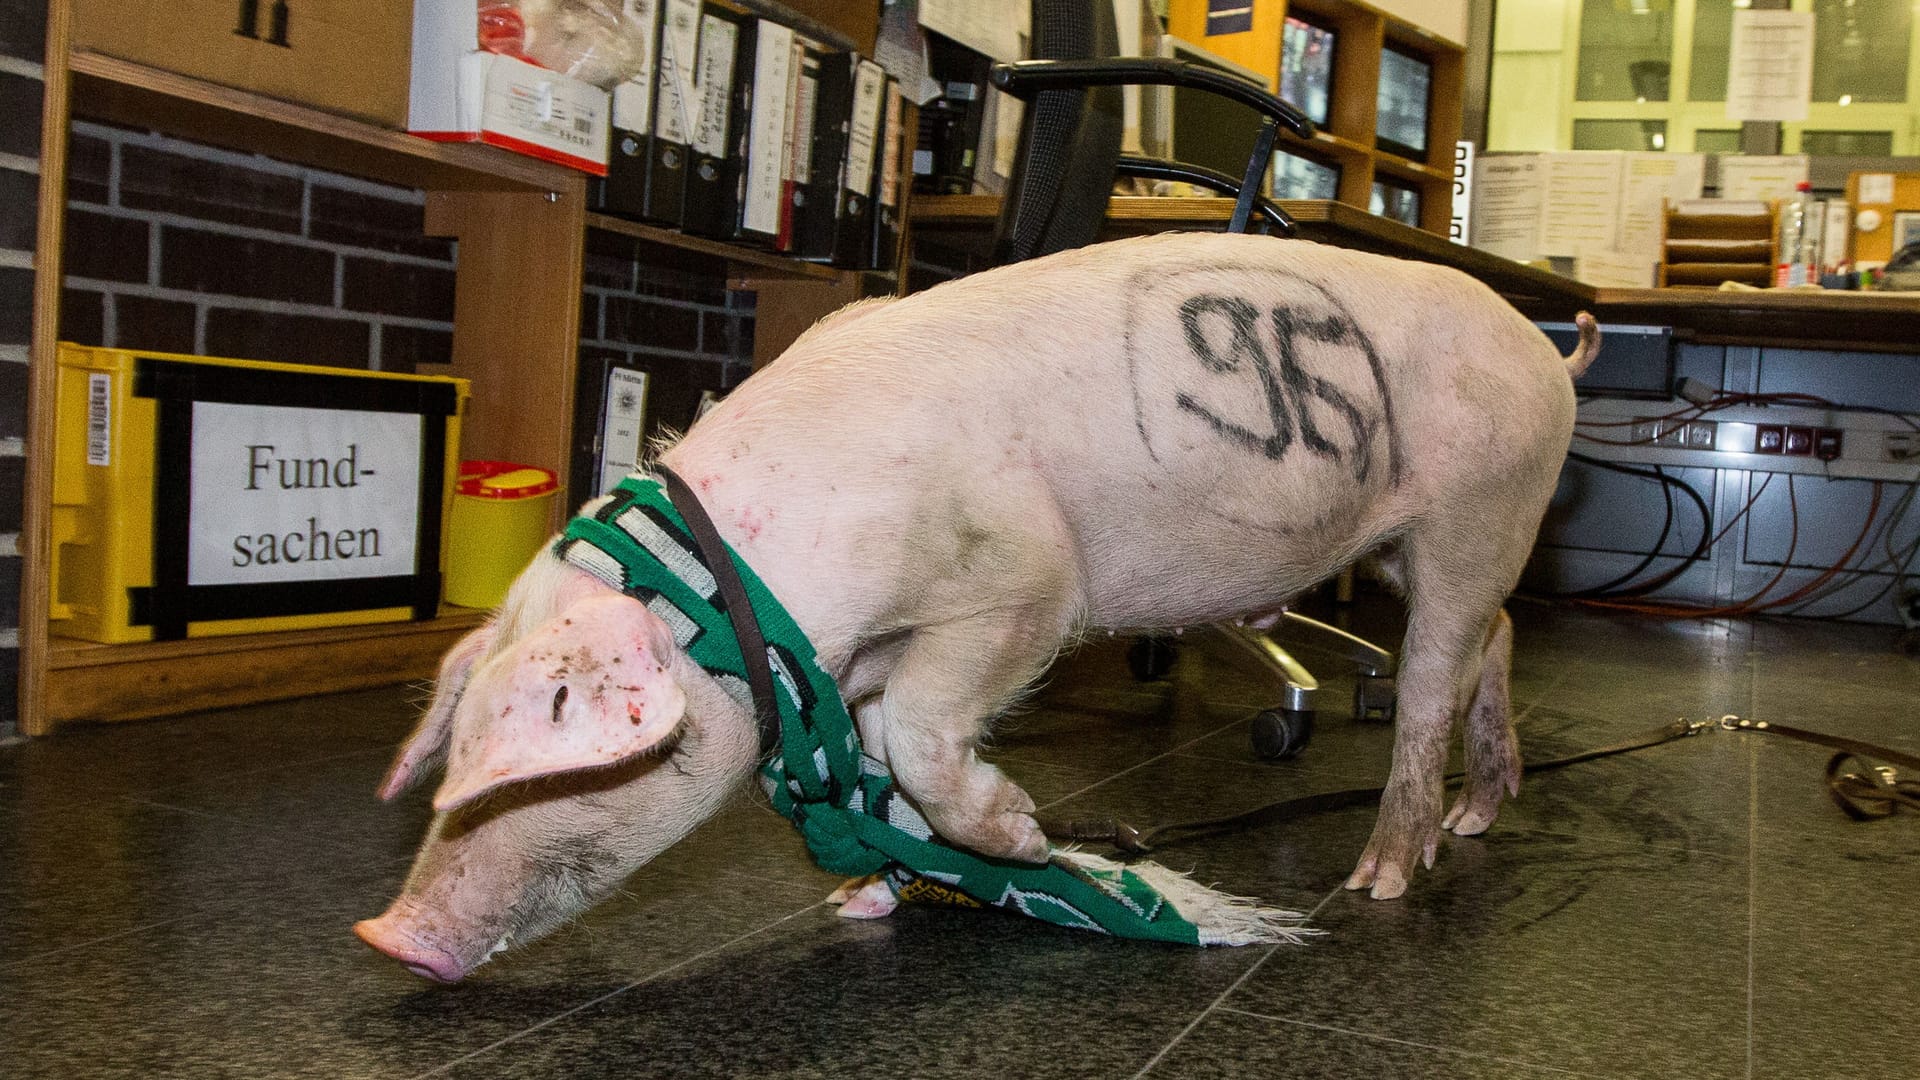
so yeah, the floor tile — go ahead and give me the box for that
[1142,1006,1610,1079]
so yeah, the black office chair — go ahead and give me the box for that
[984,0,1397,760]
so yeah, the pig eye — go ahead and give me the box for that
[550,685,569,724]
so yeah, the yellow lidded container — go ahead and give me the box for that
[443,461,560,610]
[51,344,468,643]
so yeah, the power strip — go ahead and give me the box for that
[1574,398,1920,482]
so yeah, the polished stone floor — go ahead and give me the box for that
[3,598,1916,1079]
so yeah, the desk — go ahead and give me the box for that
[910,196,1920,353]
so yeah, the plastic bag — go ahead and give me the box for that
[477,0,650,88]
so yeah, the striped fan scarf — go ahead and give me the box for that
[556,474,1314,945]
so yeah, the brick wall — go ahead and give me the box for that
[60,121,457,372]
[5,116,756,734]
[573,227,756,497]
[0,0,47,739]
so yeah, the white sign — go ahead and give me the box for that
[189,403,422,587]
[1727,10,1814,123]
[1450,141,1474,246]
[598,367,650,497]
[1539,152,1626,257]
[1471,154,1542,262]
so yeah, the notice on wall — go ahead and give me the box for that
[1538,152,1625,257]
[1470,154,1543,262]
[1726,10,1814,122]
[1719,154,1809,201]
[1618,152,1706,260]
[189,402,422,587]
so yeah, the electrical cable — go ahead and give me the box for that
[1562,383,1920,621]
[1527,454,1711,600]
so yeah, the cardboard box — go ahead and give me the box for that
[409,0,612,174]
[72,0,414,127]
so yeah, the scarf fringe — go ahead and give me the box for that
[1052,849,1325,946]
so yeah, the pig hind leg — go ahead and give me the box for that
[1443,608,1520,836]
[1369,549,1523,840]
[876,606,1075,864]
[1346,512,1529,899]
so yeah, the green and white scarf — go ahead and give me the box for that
[557,474,1314,945]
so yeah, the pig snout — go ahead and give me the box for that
[354,899,498,984]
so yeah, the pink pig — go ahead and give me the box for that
[357,231,1598,982]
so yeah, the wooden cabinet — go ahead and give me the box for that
[21,6,884,734]
[1165,0,1465,235]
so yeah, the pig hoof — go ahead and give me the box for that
[833,878,899,920]
[1442,798,1497,837]
[827,874,881,904]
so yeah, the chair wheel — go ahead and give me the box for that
[1251,708,1314,760]
[1354,676,1397,723]
[1127,636,1178,682]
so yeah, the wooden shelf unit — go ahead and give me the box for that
[1165,0,1465,235]
[23,12,876,734]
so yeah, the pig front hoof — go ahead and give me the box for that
[831,876,899,920]
[1344,826,1442,900]
[934,807,1050,865]
[917,775,1050,864]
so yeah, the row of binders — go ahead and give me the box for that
[590,0,909,272]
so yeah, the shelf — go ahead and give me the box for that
[68,50,584,195]
[909,195,1594,310]
[1371,152,1451,184]
[1307,132,1374,159]
[586,213,845,282]
[45,607,489,725]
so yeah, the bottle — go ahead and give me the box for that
[1776,181,1817,287]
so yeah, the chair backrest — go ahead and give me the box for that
[987,0,1125,265]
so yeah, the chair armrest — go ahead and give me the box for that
[990,57,1316,140]
[1113,155,1298,236]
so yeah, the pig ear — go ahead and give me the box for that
[432,595,689,813]
[377,624,497,801]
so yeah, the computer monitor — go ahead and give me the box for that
[1272,151,1341,200]
[1370,177,1421,226]
[1280,13,1336,128]
[1375,43,1432,161]
[1142,35,1272,181]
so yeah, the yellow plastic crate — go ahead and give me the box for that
[51,344,469,643]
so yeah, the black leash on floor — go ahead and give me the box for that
[1039,715,1920,857]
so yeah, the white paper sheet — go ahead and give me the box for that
[1719,155,1809,201]
[1576,249,1656,288]
[1539,152,1625,257]
[1618,152,1705,260]
[920,0,1030,62]
[1470,155,1542,262]
[1727,10,1814,123]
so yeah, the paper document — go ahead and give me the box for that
[1618,153,1705,260]
[1719,155,1808,201]
[1727,10,1814,122]
[1470,155,1543,263]
[921,0,1029,62]
[1539,153,1625,257]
